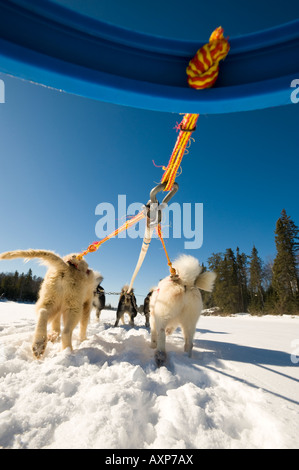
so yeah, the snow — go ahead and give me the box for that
[0,301,298,449]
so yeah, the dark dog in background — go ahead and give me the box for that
[93,283,105,321]
[143,289,153,327]
[114,285,138,327]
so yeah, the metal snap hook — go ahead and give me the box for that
[150,182,179,205]
[144,182,179,227]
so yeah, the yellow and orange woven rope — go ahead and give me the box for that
[160,27,229,192]
[161,113,199,191]
[76,211,145,260]
[77,27,229,262]
[156,224,177,276]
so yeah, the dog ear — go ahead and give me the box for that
[94,271,103,285]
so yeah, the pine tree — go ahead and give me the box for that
[236,247,248,312]
[225,248,240,313]
[23,269,35,302]
[208,249,240,314]
[248,245,264,314]
[207,252,227,312]
[272,209,299,314]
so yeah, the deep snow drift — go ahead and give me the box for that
[0,302,298,449]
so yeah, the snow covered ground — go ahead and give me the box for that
[0,301,298,449]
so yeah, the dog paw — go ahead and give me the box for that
[32,337,47,359]
[155,350,167,367]
[47,331,60,343]
[184,342,193,357]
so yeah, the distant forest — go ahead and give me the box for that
[203,209,299,315]
[1,209,298,314]
[0,269,43,303]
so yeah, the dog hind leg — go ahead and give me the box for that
[114,312,121,327]
[155,321,167,367]
[129,312,136,326]
[79,301,92,342]
[48,312,61,343]
[150,315,157,349]
[61,308,81,351]
[32,306,52,358]
[96,308,101,321]
[114,307,125,327]
[114,313,125,327]
[182,322,196,357]
[184,338,193,357]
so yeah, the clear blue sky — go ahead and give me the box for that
[0,1,299,306]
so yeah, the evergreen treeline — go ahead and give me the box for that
[205,209,299,315]
[0,269,43,302]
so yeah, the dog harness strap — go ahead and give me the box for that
[156,224,177,277]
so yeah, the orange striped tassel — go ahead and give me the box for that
[186,26,230,90]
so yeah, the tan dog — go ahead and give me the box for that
[0,249,102,358]
[150,254,216,367]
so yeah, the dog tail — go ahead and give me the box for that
[0,249,66,269]
[93,271,104,288]
[195,271,217,292]
[172,254,202,286]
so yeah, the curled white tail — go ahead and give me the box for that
[195,271,217,292]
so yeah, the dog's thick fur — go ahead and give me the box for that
[143,289,153,327]
[150,254,216,367]
[0,249,102,358]
[114,285,138,327]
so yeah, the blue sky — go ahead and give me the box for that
[0,1,299,306]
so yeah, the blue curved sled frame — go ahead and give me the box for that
[0,0,298,113]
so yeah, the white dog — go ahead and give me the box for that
[150,254,216,367]
[0,249,102,358]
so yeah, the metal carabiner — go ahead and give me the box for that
[149,182,179,205]
[145,182,179,227]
